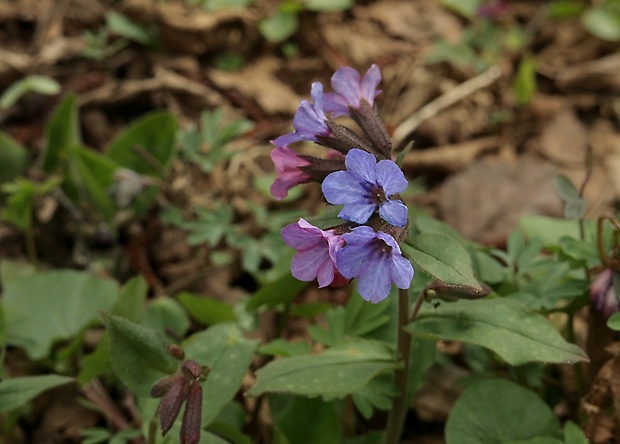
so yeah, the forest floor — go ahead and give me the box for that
[1,0,620,442]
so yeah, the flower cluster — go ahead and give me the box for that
[271,65,413,303]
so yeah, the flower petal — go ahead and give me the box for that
[291,248,329,282]
[331,67,361,107]
[340,202,376,224]
[390,255,414,290]
[345,149,377,184]
[360,64,382,105]
[281,220,322,250]
[357,256,392,303]
[316,257,335,288]
[378,199,408,227]
[335,243,369,279]
[322,171,369,205]
[376,159,408,195]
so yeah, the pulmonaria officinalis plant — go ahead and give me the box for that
[271,64,413,303]
[151,345,210,444]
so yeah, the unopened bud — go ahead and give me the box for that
[167,345,185,361]
[151,373,184,398]
[181,360,202,380]
[181,382,203,444]
[159,377,190,436]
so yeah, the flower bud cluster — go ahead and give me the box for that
[271,65,414,303]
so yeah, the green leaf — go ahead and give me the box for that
[402,234,483,290]
[41,94,81,173]
[519,216,588,247]
[0,131,28,183]
[304,0,353,12]
[445,379,562,444]
[258,339,311,357]
[582,8,620,41]
[439,0,481,18]
[247,272,308,310]
[553,175,586,219]
[0,374,74,412]
[178,292,236,325]
[79,277,149,385]
[547,1,585,19]
[608,312,620,331]
[103,314,178,397]
[406,298,588,365]
[563,421,588,444]
[0,260,36,286]
[3,270,118,360]
[182,323,258,426]
[105,112,177,177]
[105,11,158,46]
[513,55,537,105]
[69,146,118,221]
[271,396,342,444]
[247,339,397,398]
[259,10,298,43]
[142,297,189,337]
[351,375,398,419]
[0,75,60,110]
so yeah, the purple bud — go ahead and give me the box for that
[590,268,620,320]
[181,382,203,444]
[181,360,202,380]
[159,377,190,436]
[151,373,185,398]
[270,146,313,200]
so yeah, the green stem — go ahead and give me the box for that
[382,288,416,444]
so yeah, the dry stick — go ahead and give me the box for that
[392,66,502,151]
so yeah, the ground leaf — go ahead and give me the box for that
[105,112,177,177]
[247,339,397,399]
[182,323,258,426]
[402,234,483,290]
[2,270,117,360]
[0,374,74,412]
[446,379,562,443]
[104,314,178,397]
[406,298,588,365]
[41,94,80,173]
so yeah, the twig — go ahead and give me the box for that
[393,66,502,150]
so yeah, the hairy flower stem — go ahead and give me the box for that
[382,288,421,444]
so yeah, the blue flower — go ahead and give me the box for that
[323,65,382,117]
[321,149,408,227]
[336,226,413,303]
[273,82,332,147]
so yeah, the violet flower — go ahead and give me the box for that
[336,226,413,304]
[273,82,332,147]
[270,146,313,200]
[281,218,348,288]
[323,65,382,117]
[322,149,408,227]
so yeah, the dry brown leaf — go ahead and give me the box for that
[557,52,620,92]
[207,57,300,115]
[538,108,587,166]
[403,136,500,173]
[436,156,563,244]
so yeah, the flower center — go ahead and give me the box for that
[371,185,387,205]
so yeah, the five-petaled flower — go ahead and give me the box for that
[273,82,332,147]
[270,146,313,200]
[323,65,382,117]
[281,218,348,288]
[322,149,408,227]
[336,226,414,304]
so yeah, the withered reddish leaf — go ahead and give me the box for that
[160,377,190,436]
[151,373,184,398]
[181,382,203,444]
